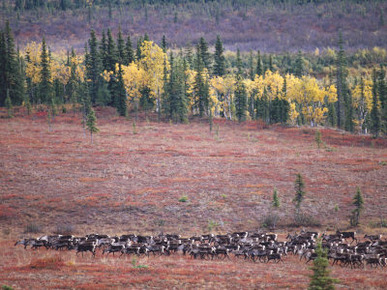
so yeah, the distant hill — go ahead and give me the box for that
[1,0,386,52]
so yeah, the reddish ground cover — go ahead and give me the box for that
[0,107,386,288]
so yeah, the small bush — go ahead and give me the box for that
[2,285,13,290]
[178,195,188,202]
[207,220,219,232]
[131,257,148,269]
[24,222,42,234]
[262,213,280,229]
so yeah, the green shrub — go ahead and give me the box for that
[178,195,188,202]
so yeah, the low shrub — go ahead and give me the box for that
[178,195,188,202]
[262,213,280,229]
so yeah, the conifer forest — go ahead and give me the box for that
[0,0,386,289]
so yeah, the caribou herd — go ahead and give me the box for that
[14,230,387,269]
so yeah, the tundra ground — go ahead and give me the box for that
[0,107,386,288]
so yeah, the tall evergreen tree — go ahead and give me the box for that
[125,36,134,65]
[256,50,263,77]
[344,90,354,132]
[295,50,304,77]
[336,32,347,129]
[161,35,167,53]
[0,21,24,106]
[136,36,143,61]
[370,69,381,137]
[106,29,117,72]
[162,55,170,119]
[249,51,255,80]
[194,44,209,117]
[268,54,274,72]
[115,63,127,117]
[39,37,52,104]
[67,48,78,107]
[198,37,211,72]
[213,35,225,77]
[86,30,102,104]
[167,53,188,123]
[116,28,125,65]
[100,31,108,70]
[185,44,194,69]
[280,76,290,124]
[377,65,386,134]
[234,49,247,122]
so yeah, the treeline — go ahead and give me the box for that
[8,0,386,11]
[1,23,386,136]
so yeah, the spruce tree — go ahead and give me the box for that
[172,57,188,123]
[293,173,306,217]
[143,33,149,42]
[194,45,209,117]
[295,50,304,78]
[115,63,127,117]
[162,55,170,119]
[136,36,143,61]
[106,29,117,72]
[280,76,290,124]
[327,102,337,127]
[67,48,78,107]
[344,90,354,132]
[269,54,274,72]
[167,52,176,120]
[249,51,255,81]
[125,36,134,65]
[117,28,125,65]
[185,44,194,69]
[370,69,381,137]
[1,21,24,106]
[308,241,338,290]
[199,37,211,72]
[377,65,386,134]
[350,187,364,227]
[213,35,225,77]
[235,49,247,122]
[86,30,102,104]
[86,108,99,144]
[100,31,108,71]
[39,37,52,104]
[256,50,263,77]
[336,32,347,129]
[161,35,167,53]
[272,187,280,208]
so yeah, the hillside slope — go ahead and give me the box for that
[2,1,387,52]
[1,108,386,236]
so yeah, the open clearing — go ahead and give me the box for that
[0,107,386,288]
